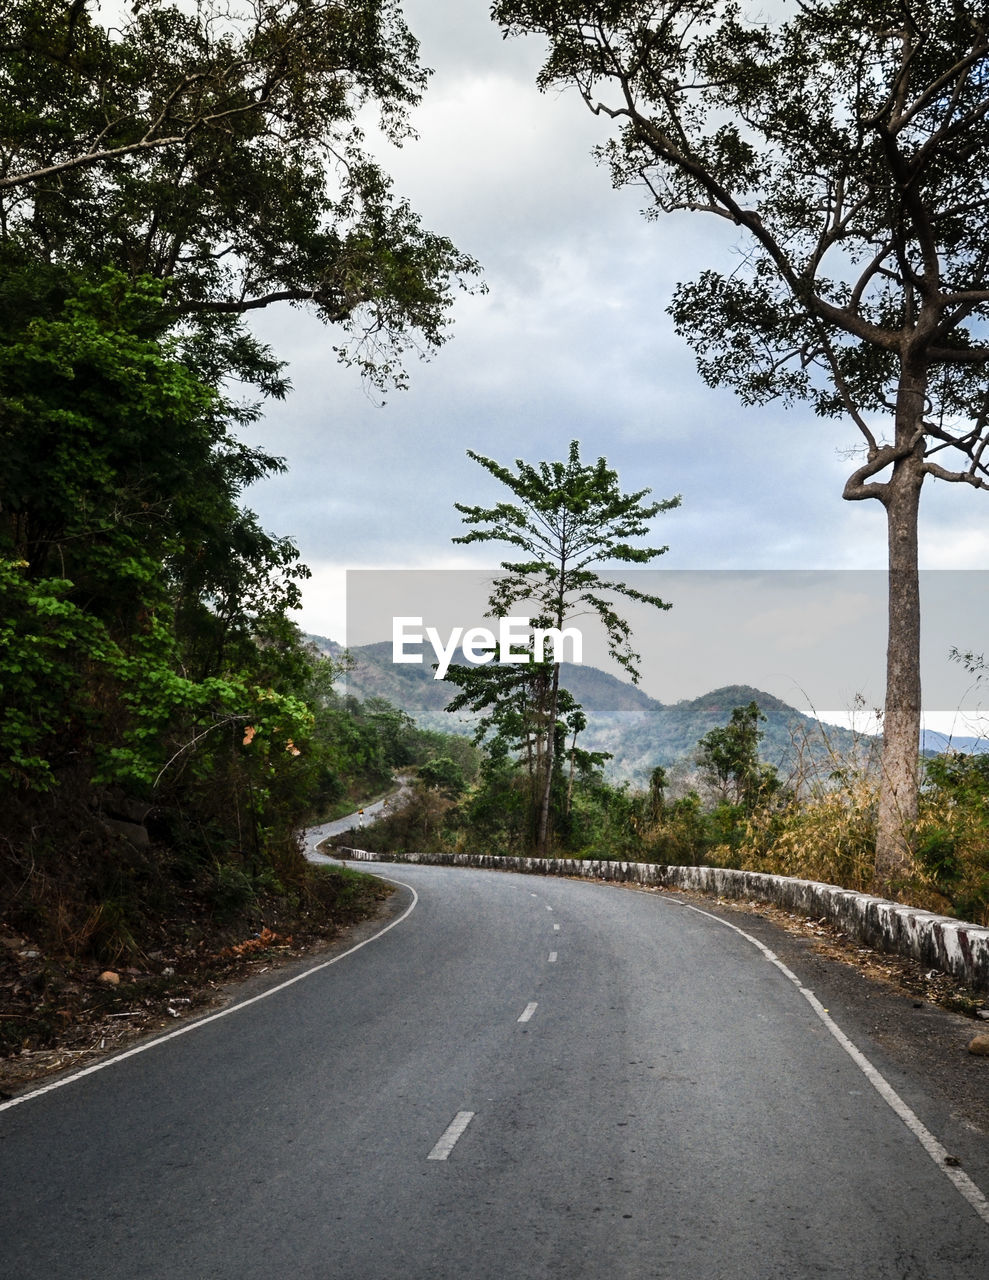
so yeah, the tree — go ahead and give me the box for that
[451,440,679,854]
[493,0,989,890]
[418,755,467,798]
[1,0,479,387]
[0,265,345,962]
[647,764,667,820]
[0,267,312,795]
[0,3,479,958]
[696,701,779,812]
[444,657,559,794]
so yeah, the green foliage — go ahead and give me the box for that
[696,702,783,814]
[458,747,535,853]
[418,756,467,798]
[562,774,641,860]
[0,0,480,388]
[0,560,112,789]
[443,657,555,781]
[0,266,322,962]
[290,643,483,827]
[916,753,989,923]
[632,702,787,865]
[642,791,711,866]
[0,5,483,965]
[0,269,311,795]
[210,863,258,921]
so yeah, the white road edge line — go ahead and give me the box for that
[675,897,989,1228]
[518,1001,538,1023]
[427,1110,475,1161]
[0,872,420,1114]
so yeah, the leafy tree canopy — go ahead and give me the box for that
[454,440,680,679]
[696,700,781,812]
[0,267,312,793]
[492,1,989,475]
[1,0,481,387]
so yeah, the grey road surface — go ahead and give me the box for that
[2,862,987,1279]
[303,782,409,856]
[304,783,404,855]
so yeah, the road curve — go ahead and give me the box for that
[303,780,412,858]
[1,862,987,1278]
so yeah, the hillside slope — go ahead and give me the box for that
[311,638,869,783]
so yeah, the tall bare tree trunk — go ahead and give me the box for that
[536,660,560,857]
[566,728,578,817]
[874,373,926,893]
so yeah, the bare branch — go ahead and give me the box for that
[0,133,190,191]
[922,460,989,489]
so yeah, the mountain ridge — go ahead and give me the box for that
[306,635,879,782]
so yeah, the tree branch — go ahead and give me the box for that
[922,460,989,489]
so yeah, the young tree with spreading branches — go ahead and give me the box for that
[451,440,679,855]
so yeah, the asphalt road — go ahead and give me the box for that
[2,861,988,1279]
[303,782,409,855]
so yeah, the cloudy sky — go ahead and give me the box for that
[233,1,989,729]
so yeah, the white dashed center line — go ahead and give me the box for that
[518,1002,538,1023]
[548,952,558,963]
[427,1111,475,1161]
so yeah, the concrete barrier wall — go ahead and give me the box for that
[332,847,989,992]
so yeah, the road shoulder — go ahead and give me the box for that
[649,883,989,1160]
[1,874,406,1098]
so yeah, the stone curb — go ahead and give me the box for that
[333,847,989,993]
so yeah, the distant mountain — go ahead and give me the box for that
[921,730,989,756]
[595,682,870,782]
[308,636,873,784]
